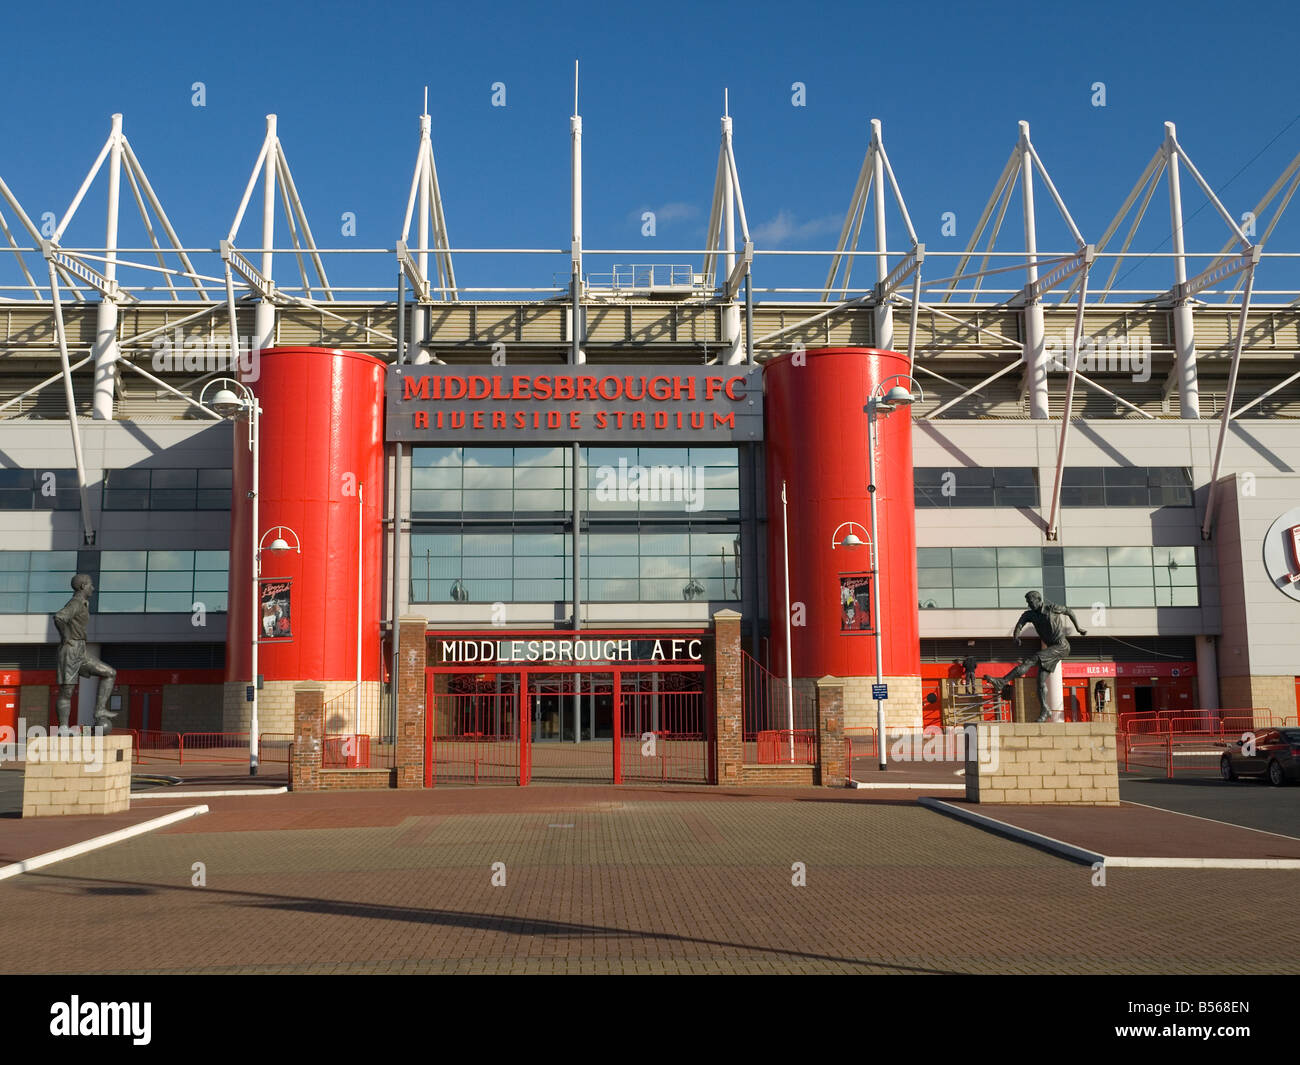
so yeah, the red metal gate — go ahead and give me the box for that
[425,687,526,786]
[616,690,709,783]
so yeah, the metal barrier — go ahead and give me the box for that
[322,683,393,770]
[180,732,250,764]
[134,729,182,764]
[428,692,523,785]
[620,691,708,783]
[741,652,817,764]
[756,729,816,765]
[259,733,293,765]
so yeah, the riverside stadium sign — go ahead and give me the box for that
[386,365,763,442]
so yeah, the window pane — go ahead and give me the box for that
[145,592,195,612]
[151,469,197,489]
[917,548,952,568]
[1108,546,1152,566]
[1110,585,1155,607]
[952,547,996,568]
[149,550,193,571]
[918,590,953,609]
[953,588,999,608]
[98,592,145,613]
[953,567,997,588]
[1062,547,1108,567]
[997,547,1041,567]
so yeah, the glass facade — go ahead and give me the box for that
[915,467,1039,508]
[410,446,742,604]
[98,550,229,613]
[917,545,1199,609]
[0,551,80,612]
[914,467,1193,508]
[102,468,232,510]
[0,469,81,510]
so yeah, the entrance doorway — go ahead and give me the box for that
[129,686,163,734]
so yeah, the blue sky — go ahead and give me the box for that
[2,0,1299,299]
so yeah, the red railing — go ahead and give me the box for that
[620,691,708,783]
[756,729,816,765]
[741,652,817,764]
[133,729,182,763]
[323,734,371,769]
[179,732,250,764]
[1118,711,1298,777]
[258,733,293,765]
[428,692,522,785]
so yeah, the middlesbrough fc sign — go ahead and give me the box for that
[386,365,763,442]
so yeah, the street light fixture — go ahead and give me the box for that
[200,377,268,776]
[863,374,924,772]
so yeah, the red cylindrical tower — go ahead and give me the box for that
[764,347,920,681]
[226,347,386,687]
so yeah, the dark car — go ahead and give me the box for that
[1219,727,1300,786]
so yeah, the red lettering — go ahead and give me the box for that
[648,376,671,401]
[594,411,607,429]
[705,376,723,400]
[569,412,580,428]
[598,377,621,401]
[514,411,526,428]
[491,377,511,400]
[576,377,599,401]
[613,411,625,427]
[547,411,561,428]
[632,412,646,429]
[712,412,735,429]
[653,411,667,428]
[492,411,506,429]
[414,410,429,428]
[674,376,696,400]
[690,412,704,429]
[451,411,465,429]
[403,377,431,400]
[512,376,531,400]
[533,376,553,400]
[445,378,467,401]
[468,376,491,400]
[724,376,745,400]
[472,411,484,428]
[553,377,574,401]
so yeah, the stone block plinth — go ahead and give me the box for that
[964,722,1119,806]
[22,734,133,817]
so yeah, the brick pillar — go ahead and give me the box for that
[816,676,846,787]
[291,683,324,792]
[712,609,743,785]
[395,615,428,788]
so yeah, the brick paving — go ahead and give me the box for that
[0,786,1296,974]
[936,799,1300,859]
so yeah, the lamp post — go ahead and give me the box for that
[864,376,923,771]
[254,525,301,775]
[781,480,794,756]
[201,378,261,775]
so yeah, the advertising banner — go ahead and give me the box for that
[839,573,873,633]
[258,579,293,642]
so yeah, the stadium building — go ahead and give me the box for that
[1,106,1298,783]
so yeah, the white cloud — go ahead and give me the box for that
[752,210,841,247]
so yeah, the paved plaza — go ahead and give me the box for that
[1,785,1297,974]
